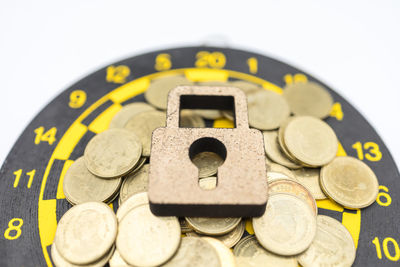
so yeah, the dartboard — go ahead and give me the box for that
[0,47,398,267]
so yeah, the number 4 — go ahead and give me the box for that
[34,127,57,145]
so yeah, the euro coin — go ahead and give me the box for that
[145,75,192,110]
[252,193,316,256]
[84,128,142,178]
[63,157,121,205]
[247,90,290,130]
[124,110,165,156]
[263,131,301,169]
[54,202,117,265]
[269,179,317,216]
[185,217,242,236]
[233,235,297,267]
[119,164,149,203]
[320,156,379,209]
[293,168,327,200]
[283,116,337,167]
[109,102,155,129]
[116,204,181,267]
[162,237,221,267]
[203,237,236,267]
[283,81,333,119]
[298,215,356,267]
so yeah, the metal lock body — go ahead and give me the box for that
[149,86,268,217]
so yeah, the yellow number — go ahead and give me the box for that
[365,142,383,161]
[352,141,382,161]
[13,169,36,188]
[13,169,22,188]
[69,90,86,109]
[329,102,344,121]
[372,237,400,262]
[34,127,57,145]
[373,237,383,259]
[26,169,36,188]
[195,51,226,68]
[247,57,258,74]
[4,218,23,240]
[106,65,130,84]
[377,185,392,207]
[283,73,308,85]
[155,53,172,71]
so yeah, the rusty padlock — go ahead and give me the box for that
[148,86,268,217]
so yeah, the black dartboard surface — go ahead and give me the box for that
[0,46,399,267]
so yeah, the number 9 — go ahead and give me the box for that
[69,90,87,109]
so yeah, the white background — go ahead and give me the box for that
[0,1,399,167]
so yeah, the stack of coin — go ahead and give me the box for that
[52,76,380,267]
[52,202,117,266]
[62,128,143,205]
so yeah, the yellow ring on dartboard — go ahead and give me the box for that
[37,68,360,266]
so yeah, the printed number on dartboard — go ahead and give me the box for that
[4,218,23,240]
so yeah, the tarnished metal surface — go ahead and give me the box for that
[149,86,268,217]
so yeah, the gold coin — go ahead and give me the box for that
[51,243,115,267]
[63,157,121,205]
[109,102,155,129]
[129,156,147,175]
[124,110,165,157]
[179,218,193,233]
[203,237,236,267]
[185,217,242,236]
[192,152,224,178]
[193,109,223,120]
[298,215,356,267]
[269,179,317,216]
[145,75,193,110]
[233,235,297,267]
[186,221,245,248]
[84,128,142,178]
[116,191,148,221]
[162,237,221,267]
[199,176,217,190]
[277,117,299,163]
[247,90,290,130]
[109,249,130,267]
[221,81,261,120]
[54,202,117,265]
[119,164,149,203]
[116,204,181,267]
[283,116,338,167]
[283,81,333,119]
[252,193,316,256]
[180,110,206,128]
[263,131,302,169]
[293,168,327,200]
[320,156,379,209]
[267,163,298,183]
[229,80,260,93]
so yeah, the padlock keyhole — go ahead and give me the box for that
[189,137,227,190]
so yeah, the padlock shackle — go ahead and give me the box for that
[166,86,249,129]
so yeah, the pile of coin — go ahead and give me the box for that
[53,75,380,267]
